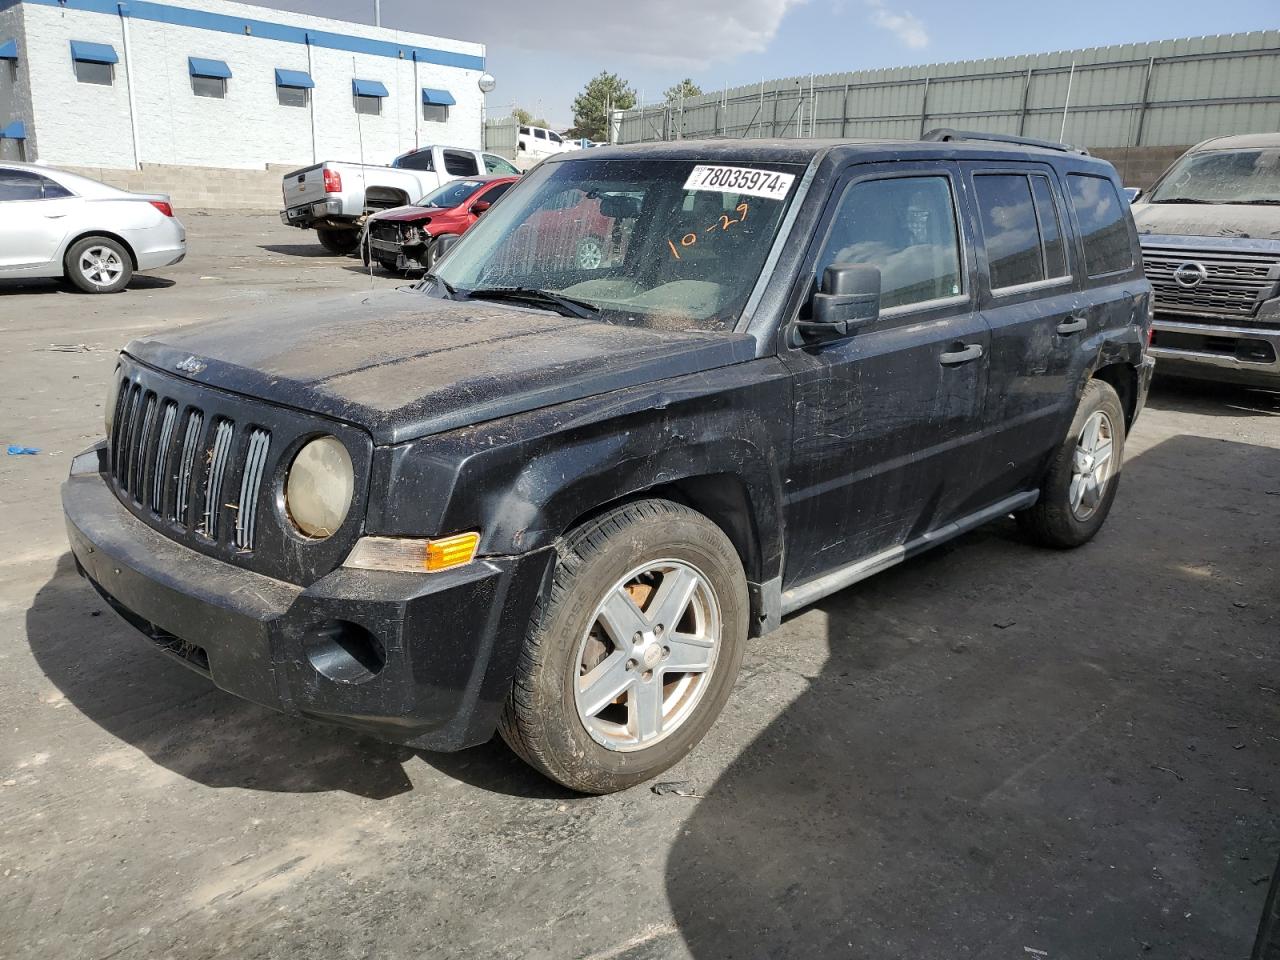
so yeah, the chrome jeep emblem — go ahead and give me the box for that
[175,356,207,375]
[1173,261,1208,289]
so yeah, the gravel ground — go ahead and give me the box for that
[0,213,1277,960]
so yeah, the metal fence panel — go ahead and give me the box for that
[615,30,1280,149]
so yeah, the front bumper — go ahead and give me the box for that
[62,448,553,751]
[1150,317,1280,386]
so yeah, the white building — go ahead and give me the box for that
[0,0,487,170]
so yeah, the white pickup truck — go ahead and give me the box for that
[279,145,520,253]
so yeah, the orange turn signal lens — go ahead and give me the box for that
[344,533,480,574]
[425,532,481,572]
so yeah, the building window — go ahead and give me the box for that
[70,41,118,86]
[73,60,112,85]
[278,85,308,107]
[352,79,388,116]
[192,75,226,98]
[421,87,455,123]
[188,58,231,99]
[1,38,17,84]
[275,68,314,108]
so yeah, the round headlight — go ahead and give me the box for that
[285,436,354,539]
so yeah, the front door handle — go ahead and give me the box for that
[1056,316,1087,335]
[44,213,67,220]
[939,343,984,366]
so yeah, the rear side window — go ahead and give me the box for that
[397,150,434,171]
[1066,174,1133,277]
[817,175,963,310]
[1030,177,1068,278]
[975,174,1043,289]
[0,170,70,201]
[974,173,1072,290]
[443,151,479,177]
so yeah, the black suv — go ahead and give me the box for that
[63,132,1154,794]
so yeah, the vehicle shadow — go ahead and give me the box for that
[258,243,346,259]
[665,434,1280,958]
[0,275,177,295]
[1148,374,1280,418]
[24,552,571,800]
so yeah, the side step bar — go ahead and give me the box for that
[780,491,1039,616]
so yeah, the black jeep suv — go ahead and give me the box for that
[63,132,1154,793]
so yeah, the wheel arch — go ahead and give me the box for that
[1091,361,1138,427]
[62,230,139,271]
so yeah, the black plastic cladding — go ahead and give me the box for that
[106,354,373,586]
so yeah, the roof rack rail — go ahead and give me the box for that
[921,128,1090,156]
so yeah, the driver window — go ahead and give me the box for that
[816,175,963,310]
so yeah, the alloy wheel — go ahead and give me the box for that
[573,559,722,752]
[1069,409,1115,520]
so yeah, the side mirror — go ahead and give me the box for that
[470,200,491,215]
[794,264,881,341]
[433,233,461,261]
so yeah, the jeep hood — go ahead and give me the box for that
[1133,202,1280,241]
[127,290,756,444]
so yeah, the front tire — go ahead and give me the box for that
[1019,378,1126,548]
[499,499,749,794]
[316,228,359,255]
[65,237,133,294]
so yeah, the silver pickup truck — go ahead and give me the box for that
[280,145,520,253]
[1133,133,1280,388]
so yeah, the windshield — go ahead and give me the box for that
[1148,148,1280,204]
[427,157,805,331]
[418,179,489,208]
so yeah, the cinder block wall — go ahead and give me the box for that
[55,162,298,210]
[1092,145,1188,189]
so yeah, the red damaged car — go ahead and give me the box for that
[361,175,520,273]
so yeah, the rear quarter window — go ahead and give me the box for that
[1066,174,1133,277]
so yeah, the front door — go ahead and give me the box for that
[781,164,991,588]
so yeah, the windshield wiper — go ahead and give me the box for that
[464,286,601,320]
[1149,198,1218,204]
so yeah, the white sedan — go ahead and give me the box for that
[0,163,186,294]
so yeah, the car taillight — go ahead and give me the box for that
[323,169,342,193]
[149,201,174,217]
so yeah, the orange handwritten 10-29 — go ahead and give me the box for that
[667,203,750,260]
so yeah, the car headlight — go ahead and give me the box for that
[285,436,354,539]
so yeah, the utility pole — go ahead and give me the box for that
[374,0,381,27]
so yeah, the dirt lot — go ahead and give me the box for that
[1,213,1277,960]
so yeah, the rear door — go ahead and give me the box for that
[961,161,1084,500]
[0,169,77,271]
[780,162,991,586]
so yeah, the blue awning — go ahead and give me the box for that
[421,87,455,106]
[189,57,232,79]
[352,79,388,98]
[70,40,119,64]
[275,68,314,89]
[0,120,26,140]
[0,39,17,61]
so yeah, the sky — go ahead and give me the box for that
[255,0,1279,128]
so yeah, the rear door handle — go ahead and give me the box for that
[1056,316,1087,335]
[939,343,984,366]
[44,213,67,219]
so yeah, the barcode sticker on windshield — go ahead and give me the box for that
[684,165,795,201]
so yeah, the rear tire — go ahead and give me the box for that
[65,236,133,294]
[499,499,749,794]
[1018,378,1126,548]
[316,228,359,255]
